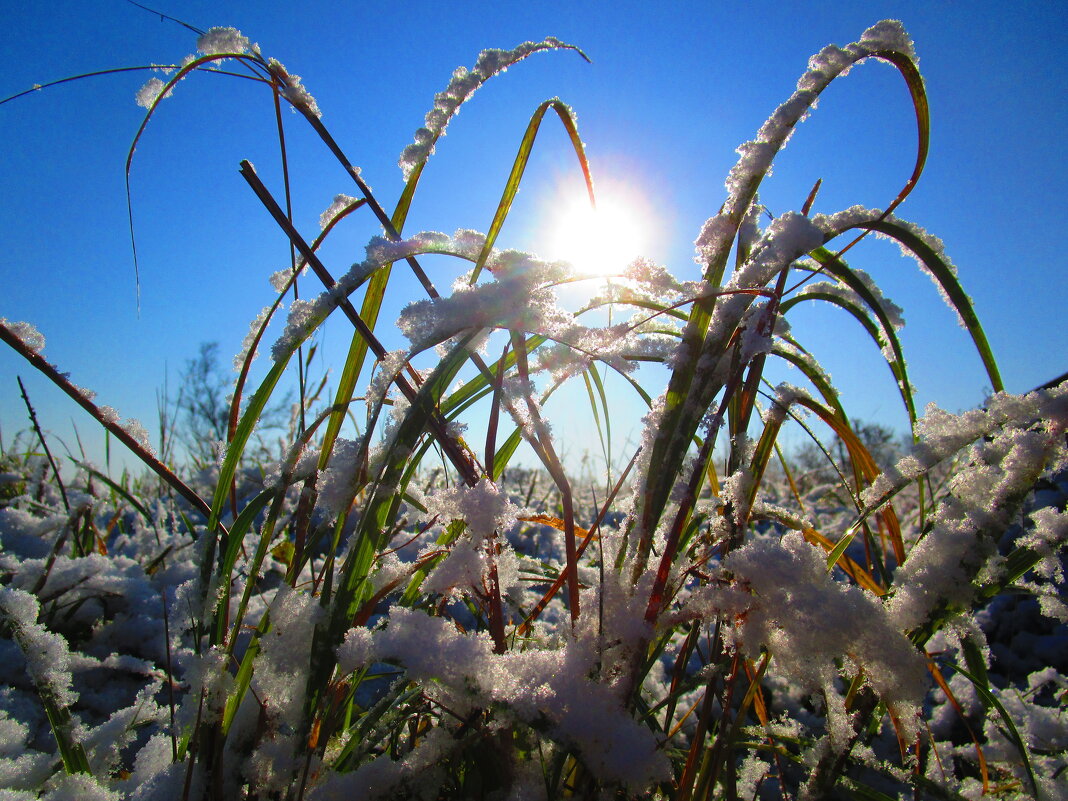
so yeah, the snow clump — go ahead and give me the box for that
[195,27,251,56]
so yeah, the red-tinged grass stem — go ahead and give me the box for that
[0,321,223,532]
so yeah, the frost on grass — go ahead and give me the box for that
[121,418,155,456]
[419,479,522,597]
[318,193,358,231]
[397,248,574,352]
[315,438,362,520]
[696,20,915,268]
[816,205,970,327]
[234,306,272,372]
[885,388,1068,633]
[340,608,671,790]
[862,385,1068,512]
[7,18,1068,801]
[795,267,905,331]
[41,774,121,801]
[134,77,170,109]
[701,212,825,356]
[195,27,251,56]
[398,37,581,181]
[0,318,45,353]
[0,587,78,710]
[726,533,928,741]
[422,478,519,541]
[255,586,324,730]
[270,230,486,360]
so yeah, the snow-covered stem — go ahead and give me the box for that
[0,320,219,525]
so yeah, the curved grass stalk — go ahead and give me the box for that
[0,321,219,527]
[631,24,930,596]
[471,98,594,284]
[859,217,1003,393]
[780,275,914,424]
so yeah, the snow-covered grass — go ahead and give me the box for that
[2,19,1067,801]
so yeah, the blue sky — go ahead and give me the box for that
[1,0,1065,475]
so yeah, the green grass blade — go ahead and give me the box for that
[492,428,524,481]
[39,686,92,775]
[211,487,275,646]
[943,662,1039,797]
[80,463,153,522]
[210,358,289,529]
[221,611,268,735]
[318,265,394,471]
[800,247,917,425]
[582,368,609,469]
[770,340,847,420]
[587,363,613,474]
[860,218,1003,393]
[471,99,594,284]
[1,601,91,774]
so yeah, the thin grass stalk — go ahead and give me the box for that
[926,659,990,793]
[644,367,740,624]
[269,82,307,436]
[470,98,594,284]
[0,601,92,775]
[237,160,480,486]
[676,621,725,801]
[17,376,70,515]
[515,446,639,637]
[0,321,221,527]
[508,329,579,622]
[484,342,510,479]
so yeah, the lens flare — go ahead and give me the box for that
[545,189,650,277]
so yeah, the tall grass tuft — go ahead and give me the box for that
[1,19,1066,801]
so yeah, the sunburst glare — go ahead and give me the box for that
[543,184,652,278]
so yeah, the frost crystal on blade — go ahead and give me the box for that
[234,306,272,371]
[0,587,79,709]
[714,20,917,238]
[318,193,358,230]
[122,418,155,455]
[315,437,363,520]
[0,318,45,352]
[268,59,321,118]
[726,533,928,736]
[398,37,582,181]
[816,206,968,326]
[859,19,916,59]
[135,77,170,108]
[422,478,520,541]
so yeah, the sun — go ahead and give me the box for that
[543,184,651,277]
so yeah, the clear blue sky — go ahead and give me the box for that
[2,0,1065,476]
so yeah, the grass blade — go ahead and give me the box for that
[470,99,594,284]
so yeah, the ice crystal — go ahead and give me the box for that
[0,587,78,708]
[268,59,321,118]
[398,38,580,181]
[195,27,251,56]
[0,318,45,353]
[726,533,928,735]
[318,193,358,230]
[315,438,362,520]
[234,306,272,371]
[121,418,155,455]
[134,77,169,109]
